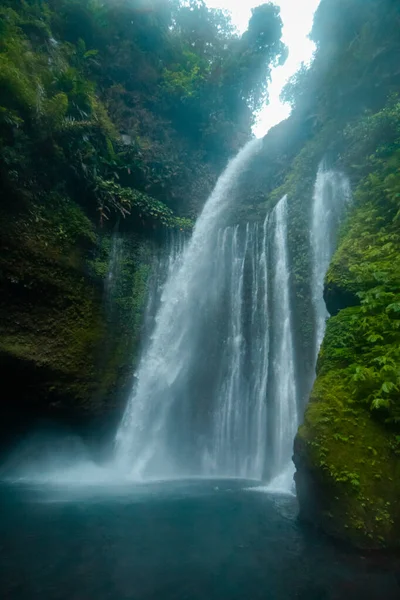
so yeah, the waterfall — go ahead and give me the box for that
[113,152,351,487]
[267,196,298,492]
[3,152,352,489]
[206,218,270,479]
[142,231,186,344]
[115,139,263,478]
[310,164,351,356]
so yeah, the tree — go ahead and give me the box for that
[221,3,287,116]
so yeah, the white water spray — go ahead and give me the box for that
[115,139,263,478]
[267,196,298,492]
[311,164,351,355]
[205,217,270,479]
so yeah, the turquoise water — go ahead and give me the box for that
[0,479,399,599]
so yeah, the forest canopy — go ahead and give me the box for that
[0,0,286,226]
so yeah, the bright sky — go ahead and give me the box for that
[206,0,321,137]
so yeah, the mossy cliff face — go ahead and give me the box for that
[293,118,400,549]
[295,335,400,549]
[0,195,154,445]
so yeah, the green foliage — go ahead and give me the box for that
[236,3,287,112]
[298,363,400,548]
[93,177,190,229]
[162,52,205,100]
[44,92,69,128]
[321,101,400,425]
[0,0,287,229]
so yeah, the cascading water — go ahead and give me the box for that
[208,199,297,488]
[310,164,351,356]
[267,196,298,491]
[206,218,270,479]
[0,147,353,492]
[115,139,263,478]
[142,231,186,345]
[114,146,351,487]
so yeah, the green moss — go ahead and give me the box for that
[0,187,157,418]
[298,368,400,548]
[0,234,105,410]
[91,231,156,404]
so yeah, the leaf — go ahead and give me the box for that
[367,333,384,343]
[381,381,397,394]
[371,398,391,410]
[387,302,400,313]
[84,50,99,59]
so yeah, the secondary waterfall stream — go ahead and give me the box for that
[268,195,298,490]
[310,164,351,356]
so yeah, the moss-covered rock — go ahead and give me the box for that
[294,116,400,548]
[295,334,400,549]
[0,193,155,448]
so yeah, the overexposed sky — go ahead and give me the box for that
[206,0,321,137]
